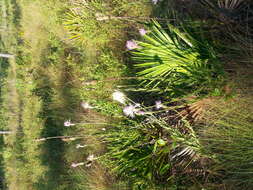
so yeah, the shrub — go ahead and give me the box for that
[103,109,211,190]
[131,20,225,97]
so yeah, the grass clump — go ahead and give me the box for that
[201,98,253,190]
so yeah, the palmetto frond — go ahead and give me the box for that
[132,20,223,96]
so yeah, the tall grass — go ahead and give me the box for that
[201,98,253,189]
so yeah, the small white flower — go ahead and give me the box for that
[155,100,165,110]
[71,162,84,168]
[101,128,106,131]
[64,120,75,127]
[87,154,96,161]
[112,90,126,104]
[81,101,94,109]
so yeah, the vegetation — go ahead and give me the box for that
[0,0,252,190]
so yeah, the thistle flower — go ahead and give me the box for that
[81,101,94,109]
[139,28,147,36]
[123,104,136,118]
[64,120,75,127]
[126,40,139,50]
[71,162,84,168]
[155,100,165,110]
[112,90,126,104]
[123,104,144,118]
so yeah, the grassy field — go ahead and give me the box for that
[0,0,253,190]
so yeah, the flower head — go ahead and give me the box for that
[155,100,165,110]
[81,101,94,109]
[64,120,75,127]
[139,28,147,36]
[123,104,136,118]
[112,90,126,104]
[126,40,139,50]
[123,104,144,118]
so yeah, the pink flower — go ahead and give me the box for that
[123,104,145,118]
[155,100,165,110]
[126,40,139,50]
[123,104,137,118]
[139,28,147,36]
[64,120,75,127]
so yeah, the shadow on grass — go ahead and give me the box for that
[10,0,21,26]
[33,45,82,190]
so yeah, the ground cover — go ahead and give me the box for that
[0,0,252,190]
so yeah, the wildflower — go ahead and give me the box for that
[112,90,126,104]
[139,28,147,36]
[101,128,106,131]
[123,104,136,118]
[126,40,139,50]
[71,162,84,168]
[155,100,165,110]
[81,101,94,109]
[152,0,159,4]
[87,154,96,161]
[64,120,75,127]
[123,104,144,118]
[76,144,87,149]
